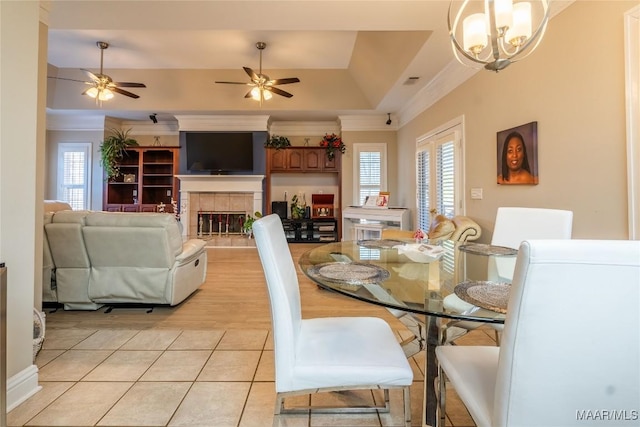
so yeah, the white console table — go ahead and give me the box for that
[342,206,411,241]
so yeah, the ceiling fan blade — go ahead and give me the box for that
[113,82,146,88]
[81,69,100,82]
[215,81,254,85]
[112,87,140,99]
[269,77,300,85]
[48,76,88,83]
[265,86,293,98]
[243,67,259,82]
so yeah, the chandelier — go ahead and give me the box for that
[448,0,550,72]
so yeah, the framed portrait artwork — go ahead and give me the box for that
[497,121,539,185]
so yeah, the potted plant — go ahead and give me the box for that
[99,128,139,180]
[264,135,291,150]
[242,211,263,238]
[319,133,346,160]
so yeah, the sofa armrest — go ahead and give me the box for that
[451,216,482,242]
[176,239,207,264]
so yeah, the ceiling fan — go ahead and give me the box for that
[50,41,146,105]
[215,42,300,104]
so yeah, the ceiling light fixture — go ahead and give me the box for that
[448,0,549,72]
[386,113,392,125]
[251,86,272,101]
[85,85,114,101]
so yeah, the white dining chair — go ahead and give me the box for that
[252,214,413,426]
[436,239,640,427]
[441,207,573,344]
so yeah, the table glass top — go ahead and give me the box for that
[298,240,518,323]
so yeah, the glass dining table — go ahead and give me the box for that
[298,238,518,427]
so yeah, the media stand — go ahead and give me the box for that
[282,218,338,243]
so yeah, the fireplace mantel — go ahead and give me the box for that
[176,175,265,193]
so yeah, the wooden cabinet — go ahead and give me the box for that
[103,147,179,212]
[266,147,338,172]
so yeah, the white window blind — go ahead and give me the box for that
[353,143,387,206]
[416,121,464,231]
[57,143,92,210]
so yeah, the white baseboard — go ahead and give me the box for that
[7,364,41,411]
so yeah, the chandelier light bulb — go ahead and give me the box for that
[262,90,273,100]
[507,2,533,47]
[463,13,488,55]
[493,0,514,32]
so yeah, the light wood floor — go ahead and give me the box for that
[45,244,404,331]
[38,244,482,427]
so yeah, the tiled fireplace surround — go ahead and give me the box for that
[176,175,264,247]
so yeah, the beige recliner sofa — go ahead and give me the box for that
[43,202,207,310]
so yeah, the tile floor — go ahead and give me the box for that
[7,326,494,427]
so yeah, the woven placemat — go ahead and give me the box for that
[458,243,518,256]
[454,280,511,314]
[307,262,390,287]
[357,239,408,249]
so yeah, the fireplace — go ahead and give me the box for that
[176,175,264,246]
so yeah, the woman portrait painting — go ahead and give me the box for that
[497,122,538,185]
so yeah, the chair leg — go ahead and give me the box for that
[436,367,447,427]
[403,386,412,427]
[494,329,501,346]
[274,394,284,415]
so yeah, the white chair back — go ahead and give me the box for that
[490,207,573,282]
[494,239,640,426]
[492,207,573,248]
[252,214,302,391]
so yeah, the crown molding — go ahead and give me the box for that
[339,115,397,131]
[269,121,339,136]
[174,115,270,131]
[123,121,179,136]
[398,59,478,128]
[46,113,107,131]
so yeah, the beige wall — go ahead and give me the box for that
[0,0,45,409]
[397,1,635,240]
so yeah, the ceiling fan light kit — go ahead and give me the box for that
[215,41,300,104]
[448,0,549,72]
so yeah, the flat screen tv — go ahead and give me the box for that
[185,132,254,173]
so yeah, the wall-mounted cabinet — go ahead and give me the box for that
[103,147,179,213]
[265,147,342,239]
[268,147,338,172]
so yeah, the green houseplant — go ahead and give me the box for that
[242,211,263,238]
[264,135,291,150]
[99,128,139,180]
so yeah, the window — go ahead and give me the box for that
[57,143,92,210]
[353,143,387,205]
[416,120,464,231]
